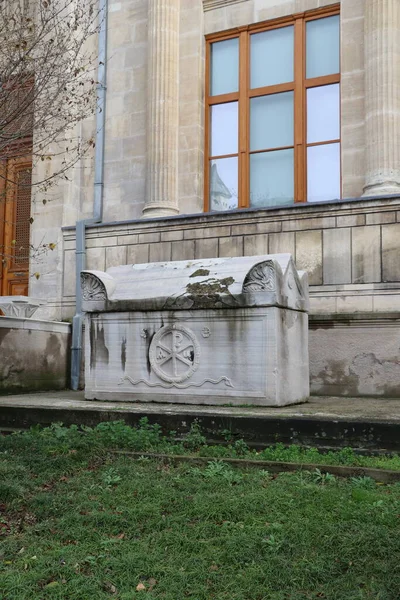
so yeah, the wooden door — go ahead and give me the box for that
[0,156,32,296]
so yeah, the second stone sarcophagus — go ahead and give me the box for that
[82,254,309,406]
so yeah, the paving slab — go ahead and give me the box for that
[1,391,400,421]
[1,392,400,451]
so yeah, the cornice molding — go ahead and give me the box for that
[203,0,248,12]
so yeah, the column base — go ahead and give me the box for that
[363,181,400,197]
[141,204,180,219]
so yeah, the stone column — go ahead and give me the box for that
[363,0,400,196]
[142,0,180,218]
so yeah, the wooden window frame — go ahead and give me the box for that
[204,4,340,212]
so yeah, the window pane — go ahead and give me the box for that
[307,84,340,144]
[250,149,294,208]
[250,92,294,151]
[210,102,238,156]
[210,38,239,96]
[251,26,294,89]
[210,157,238,211]
[306,15,340,79]
[307,143,341,202]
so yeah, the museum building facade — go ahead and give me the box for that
[24,0,400,396]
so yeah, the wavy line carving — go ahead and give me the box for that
[118,376,234,389]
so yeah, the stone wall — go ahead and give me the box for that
[309,314,400,397]
[29,0,400,321]
[0,317,71,393]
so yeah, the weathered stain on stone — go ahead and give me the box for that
[0,329,10,346]
[0,362,24,382]
[90,321,96,370]
[146,331,155,376]
[351,352,400,397]
[189,268,210,278]
[121,337,127,372]
[281,309,298,330]
[47,333,62,357]
[313,359,360,396]
[42,334,62,371]
[312,352,400,398]
[0,326,70,393]
[91,322,109,368]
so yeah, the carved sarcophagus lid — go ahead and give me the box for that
[83,255,310,407]
[81,254,308,313]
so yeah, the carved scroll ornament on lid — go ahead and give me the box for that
[81,272,108,301]
[242,260,276,293]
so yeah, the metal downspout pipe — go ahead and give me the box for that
[71,0,108,390]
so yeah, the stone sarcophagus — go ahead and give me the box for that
[82,254,309,406]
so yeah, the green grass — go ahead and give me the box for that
[0,423,400,599]
[3,419,400,471]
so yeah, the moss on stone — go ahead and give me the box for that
[186,276,234,295]
[189,269,210,278]
[185,277,235,308]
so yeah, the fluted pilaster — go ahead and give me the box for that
[142,0,180,218]
[363,0,400,196]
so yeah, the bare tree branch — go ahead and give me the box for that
[0,0,101,267]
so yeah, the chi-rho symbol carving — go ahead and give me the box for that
[149,323,200,383]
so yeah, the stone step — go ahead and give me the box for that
[1,392,400,452]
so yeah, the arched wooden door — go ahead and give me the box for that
[0,156,32,296]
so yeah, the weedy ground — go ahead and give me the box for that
[0,421,400,599]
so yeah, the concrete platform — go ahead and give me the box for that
[1,392,400,451]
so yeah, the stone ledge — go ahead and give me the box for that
[312,283,400,292]
[1,393,400,451]
[62,195,400,241]
[0,316,71,334]
[309,312,400,328]
[310,312,400,321]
